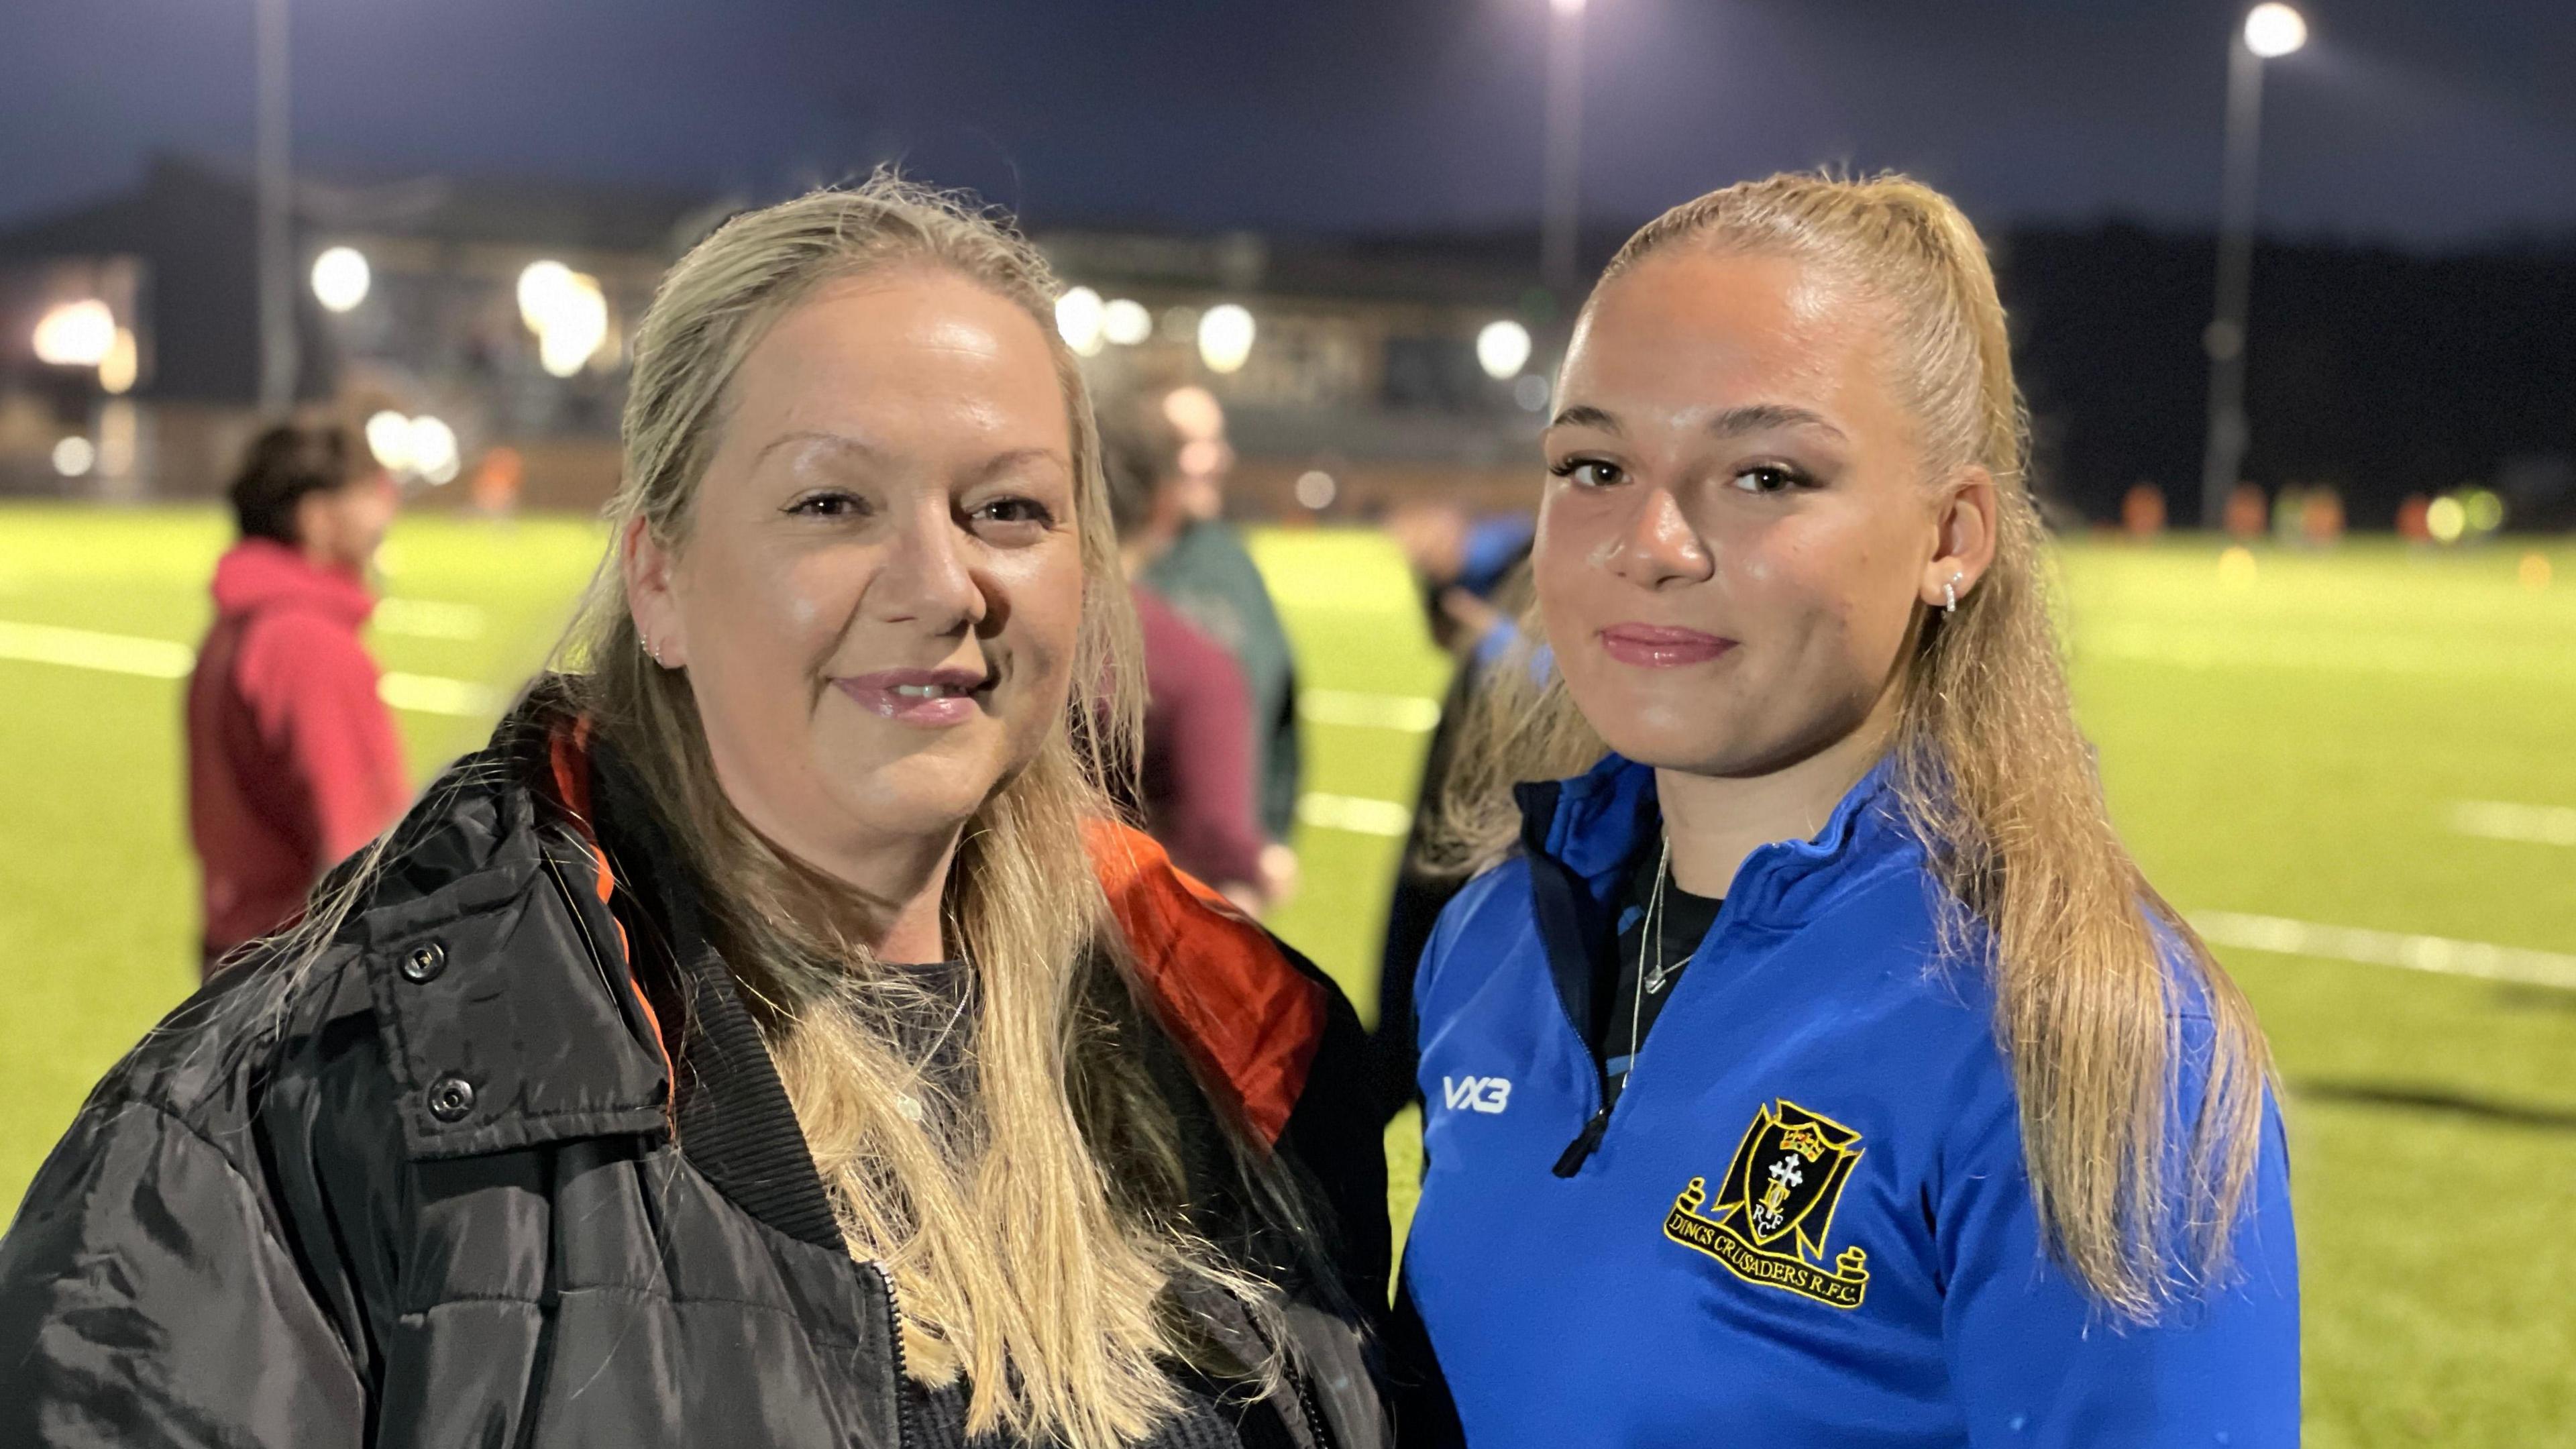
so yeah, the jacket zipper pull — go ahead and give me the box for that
[1552,1107,1611,1177]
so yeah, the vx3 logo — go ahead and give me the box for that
[1441,1075,1513,1114]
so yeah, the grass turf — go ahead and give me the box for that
[1,504,2569,1444]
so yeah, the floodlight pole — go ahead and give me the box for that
[1540,0,1587,294]
[2197,34,2268,530]
[256,0,297,415]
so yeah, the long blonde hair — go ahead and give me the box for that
[551,177,1289,1446]
[1430,172,2271,1322]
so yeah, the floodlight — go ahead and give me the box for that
[1197,304,1255,374]
[1477,320,1534,380]
[311,247,371,313]
[2243,3,2307,59]
[99,330,139,394]
[366,411,415,472]
[1055,286,1106,357]
[32,301,115,368]
[52,437,96,477]
[409,416,460,485]
[1102,298,1152,346]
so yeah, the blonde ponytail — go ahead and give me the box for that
[1432,172,2272,1319]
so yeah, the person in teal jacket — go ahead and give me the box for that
[1392,172,2297,1448]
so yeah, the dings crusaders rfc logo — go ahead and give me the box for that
[1664,1099,1871,1309]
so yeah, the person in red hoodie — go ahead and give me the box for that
[186,421,409,974]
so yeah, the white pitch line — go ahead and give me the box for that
[0,618,494,718]
[0,619,194,678]
[2190,910,2576,993]
[372,597,488,640]
[1297,792,1415,838]
[2448,799,2576,848]
[378,672,500,718]
[1299,689,1441,733]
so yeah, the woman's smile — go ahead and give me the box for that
[834,664,994,727]
[1597,622,1737,668]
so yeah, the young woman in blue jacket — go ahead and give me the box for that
[1395,173,2297,1448]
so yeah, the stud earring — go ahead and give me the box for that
[1942,572,1962,616]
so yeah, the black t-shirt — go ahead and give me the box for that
[1593,848,1723,1108]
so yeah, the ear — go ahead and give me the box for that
[1919,466,2000,612]
[623,515,687,667]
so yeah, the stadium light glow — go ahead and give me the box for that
[98,329,139,395]
[1550,0,1587,15]
[2425,496,2467,545]
[1102,297,1152,346]
[51,437,96,478]
[32,300,115,368]
[1179,439,1228,477]
[2463,489,2505,535]
[365,410,415,472]
[1161,386,1224,441]
[1476,319,1534,380]
[1197,304,1255,374]
[1055,286,1106,356]
[408,416,461,485]
[2243,3,2307,59]
[517,261,575,332]
[311,246,371,313]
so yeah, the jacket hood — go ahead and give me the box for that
[1511,752,1920,931]
[210,537,374,627]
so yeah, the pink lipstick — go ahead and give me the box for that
[834,667,989,727]
[1597,623,1735,668]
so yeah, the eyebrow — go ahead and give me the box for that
[756,429,884,466]
[755,430,1067,484]
[1548,402,1848,443]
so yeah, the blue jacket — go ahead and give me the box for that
[1401,755,2298,1448]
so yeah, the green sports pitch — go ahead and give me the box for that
[2,503,2570,1445]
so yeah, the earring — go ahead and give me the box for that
[1942,572,1962,616]
[643,632,665,667]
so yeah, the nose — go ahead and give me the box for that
[873,494,988,634]
[1605,485,1713,590]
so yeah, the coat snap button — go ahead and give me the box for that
[427,1076,477,1122]
[400,942,447,983]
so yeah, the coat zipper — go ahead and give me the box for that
[877,1261,914,1449]
[1242,1304,1339,1449]
[547,835,915,1447]
[1550,889,1732,1178]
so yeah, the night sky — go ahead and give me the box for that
[6,0,2572,248]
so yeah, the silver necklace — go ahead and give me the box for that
[1642,835,1679,996]
[1629,834,1672,1074]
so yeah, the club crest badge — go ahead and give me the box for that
[1663,1098,1870,1309]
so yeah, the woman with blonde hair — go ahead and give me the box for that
[1395,173,2296,1446]
[0,178,1388,1449]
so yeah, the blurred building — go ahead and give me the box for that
[23,162,2553,530]
[0,156,723,506]
[0,156,1565,520]
[1037,226,1558,520]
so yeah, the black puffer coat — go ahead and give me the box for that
[0,705,1390,1448]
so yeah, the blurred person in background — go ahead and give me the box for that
[1102,415,1289,911]
[186,420,408,977]
[0,180,1389,1449]
[1368,504,1533,1121]
[1394,174,2296,1447]
[1130,386,1304,853]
